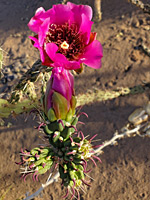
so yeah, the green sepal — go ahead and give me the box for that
[66,108,73,122]
[52,92,68,120]
[47,108,57,122]
[70,96,76,115]
[71,116,78,126]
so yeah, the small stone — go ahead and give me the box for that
[107,81,113,87]
[1,77,7,84]
[131,18,140,28]
[120,15,125,19]
[3,67,11,75]
[130,50,143,62]
[7,74,17,82]
[146,17,150,25]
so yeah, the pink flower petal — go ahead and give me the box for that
[28,7,46,33]
[67,2,93,21]
[80,40,103,69]
[45,43,67,64]
[38,18,50,47]
[79,14,93,44]
[45,43,81,70]
[52,68,74,101]
[52,4,73,25]
[29,36,39,47]
[64,61,81,70]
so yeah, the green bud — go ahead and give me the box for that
[43,125,53,135]
[37,165,48,174]
[30,148,40,156]
[29,157,35,162]
[53,131,60,143]
[75,170,84,180]
[69,170,75,180]
[34,158,46,166]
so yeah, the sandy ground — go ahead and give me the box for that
[0,0,150,200]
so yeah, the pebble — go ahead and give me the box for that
[7,74,17,82]
[131,18,140,28]
[2,67,11,75]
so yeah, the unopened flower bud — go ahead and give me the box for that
[43,67,76,122]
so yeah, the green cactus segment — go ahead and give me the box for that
[57,135,93,188]
[42,116,78,144]
[0,98,38,118]
[20,147,54,176]
[41,118,94,188]
[18,113,98,190]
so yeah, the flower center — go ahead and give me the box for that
[60,41,69,50]
[45,23,86,60]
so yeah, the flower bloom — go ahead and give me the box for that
[43,67,76,122]
[28,2,103,70]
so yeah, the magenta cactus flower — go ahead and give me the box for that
[28,2,103,70]
[43,67,76,122]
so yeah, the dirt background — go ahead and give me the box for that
[0,0,150,200]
